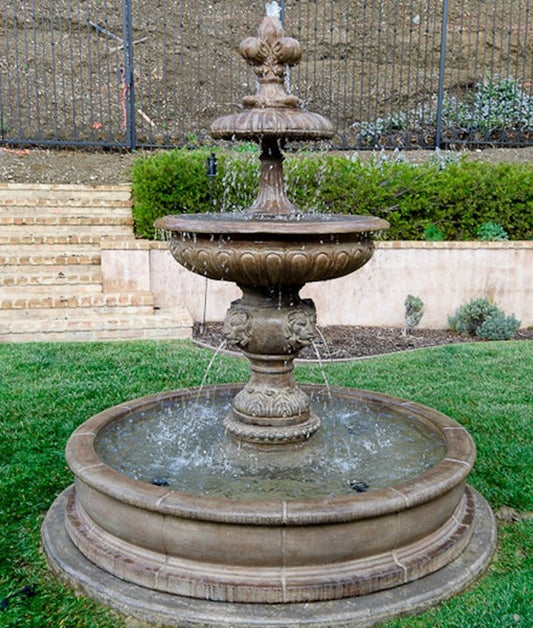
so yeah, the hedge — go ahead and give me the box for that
[131,149,533,241]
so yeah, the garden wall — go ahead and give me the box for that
[101,240,533,329]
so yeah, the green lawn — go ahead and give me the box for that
[1,339,531,627]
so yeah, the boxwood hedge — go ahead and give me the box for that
[131,149,533,241]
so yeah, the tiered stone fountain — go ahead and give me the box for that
[42,4,496,626]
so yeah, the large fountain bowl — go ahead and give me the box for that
[156,214,388,287]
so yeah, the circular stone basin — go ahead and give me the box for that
[155,214,388,286]
[64,384,477,604]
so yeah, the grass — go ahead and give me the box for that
[0,339,531,627]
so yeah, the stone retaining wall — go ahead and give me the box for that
[101,240,533,329]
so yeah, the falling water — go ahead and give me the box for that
[198,339,229,394]
[310,339,332,398]
[95,387,447,500]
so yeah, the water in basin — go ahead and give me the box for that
[95,387,446,501]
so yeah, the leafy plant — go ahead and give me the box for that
[448,297,520,340]
[423,224,445,241]
[403,295,424,335]
[458,77,533,135]
[355,76,533,146]
[477,221,509,241]
[476,313,521,340]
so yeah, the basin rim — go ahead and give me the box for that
[155,213,389,236]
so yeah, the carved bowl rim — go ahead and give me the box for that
[155,213,389,236]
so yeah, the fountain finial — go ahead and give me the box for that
[239,11,301,109]
[210,10,333,141]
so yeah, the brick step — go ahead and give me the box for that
[1,242,102,253]
[0,216,133,227]
[0,304,155,318]
[0,291,155,317]
[0,310,193,343]
[0,183,131,202]
[0,266,102,287]
[0,231,132,245]
[0,206,131,219]
[0,252,101,266]
[2,283,102,295]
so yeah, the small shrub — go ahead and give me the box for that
[476,314,521,340]
[448,297,520,340]
[423,224,446,241]
[448,298,503,335]
[476,221,509,241]
[403,295,424,335]
[355,76,533,146]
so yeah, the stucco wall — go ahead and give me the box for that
[101,240,533,329]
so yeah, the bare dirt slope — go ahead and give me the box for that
[1,145,533,185]
[1,1,531,147]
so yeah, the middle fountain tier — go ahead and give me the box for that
[156,8,388,445]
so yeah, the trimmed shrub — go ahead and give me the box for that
[476,314,521,340]
[448,298,503,335]
[131,149,214,239]
[448,297,520,339]
[131,149,533,241]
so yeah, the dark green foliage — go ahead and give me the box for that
[448,297,521,340]
[131,150,533,240]
[131,149,215,239]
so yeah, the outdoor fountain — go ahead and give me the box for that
[42,3,496,626]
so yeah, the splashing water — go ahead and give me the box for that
[95,387,446,500]
[265,1,281,19]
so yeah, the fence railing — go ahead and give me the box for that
[1,0,532,151]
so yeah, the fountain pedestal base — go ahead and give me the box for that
[223,289,321,444]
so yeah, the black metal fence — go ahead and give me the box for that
[1,0,532,151]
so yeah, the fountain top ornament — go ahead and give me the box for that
[210,2,334,144]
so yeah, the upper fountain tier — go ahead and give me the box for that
[210,9,334,142]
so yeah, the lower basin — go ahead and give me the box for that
[63,384,477,604]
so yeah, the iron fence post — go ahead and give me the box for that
[280,0,286,25]
[435,0,450,149]
[122,0,136,150]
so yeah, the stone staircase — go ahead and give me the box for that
[0,183,192,342]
